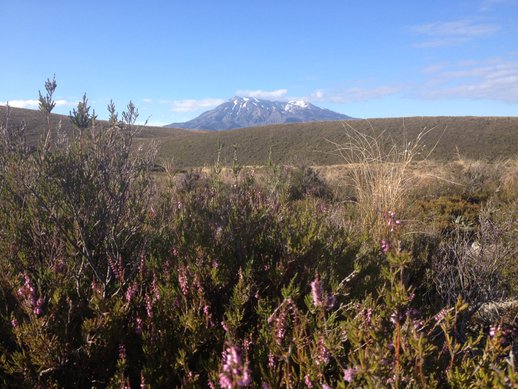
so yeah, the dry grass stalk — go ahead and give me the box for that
[328,122,434,238]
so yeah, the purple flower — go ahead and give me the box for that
[145,294,153,318]
[364,308,373,325]
[178,266,189,296]
[135,317,143,335]
[11,318,18,328]
[316,337,330,366]
[125,282,138,304]
[304,374,313,388]
[33,297,44,316]
[219,374,232,389]
[343,367,357,382]
[311,276,323,307]
[268,353,276,369]
[434,309,447,323]
[220,345,251,388]
[381,240,390,253]
[221,321,229,332]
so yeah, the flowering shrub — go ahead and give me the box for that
[0,82,516,387]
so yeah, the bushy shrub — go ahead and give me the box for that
[0,81,516,387]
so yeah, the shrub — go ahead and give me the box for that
[0,80,516,387]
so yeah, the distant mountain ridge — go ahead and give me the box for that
[165,96,353,130]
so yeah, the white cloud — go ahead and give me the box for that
[410,20,499,47]
[141,98,153,103]
[0,99,40,109]
[0,99,77,109]
[169,98,225,112]
[235,88,288,100]
[309,86,402,103]
[419,57,518,102]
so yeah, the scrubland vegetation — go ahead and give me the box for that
[0,80,517,388]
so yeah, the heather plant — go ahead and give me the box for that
[0,80,516,387]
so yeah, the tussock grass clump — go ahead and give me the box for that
[329,123,431,238]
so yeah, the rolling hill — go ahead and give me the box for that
[159,116,518,168]
[0,105,193,144]
[2,105,518,168]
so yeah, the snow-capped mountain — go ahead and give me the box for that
[165,96,353,131]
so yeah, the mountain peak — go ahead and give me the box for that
[231,96,258,102]
[165,97,353,131]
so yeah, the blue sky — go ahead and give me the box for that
[1,0,517,125]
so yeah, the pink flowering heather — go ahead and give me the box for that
[108,255,124,283]
[91,278,102,295]
[316,337,330,366]
[386,210,401,233]
[219,345,252,388]
[274,308,287,345]
[138,255,146,278]
[125,282,138,304]
[140,371,146,388]
[178,266,189,296]
[311,276,323,307]
[267,353,276,369]
[17,274,44,315]
[135,317,143,335]
[221,320,229,333]
[203,305,215,327]
[33,297,44,316]
[343,367,357,382]
[434,309,447,323]
[364,308,373,325]
[17,274,35,303]
[304,374,313,388]
[145,294,153,318]
[243,338,252,352]
[380,239,390,253]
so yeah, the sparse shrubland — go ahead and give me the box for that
[0,81,516,388]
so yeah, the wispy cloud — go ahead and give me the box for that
[309,86,402,103]
[410,19,499,47]
[141,98,153,103]
[0,99,78,109]
[480,0,517,11]
[169,98,225,112]
[419,57,518,102]
[235,88,288,100]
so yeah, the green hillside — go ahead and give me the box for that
[0,105,193,143]
[158,116,518,167]
[2,106,518,168]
